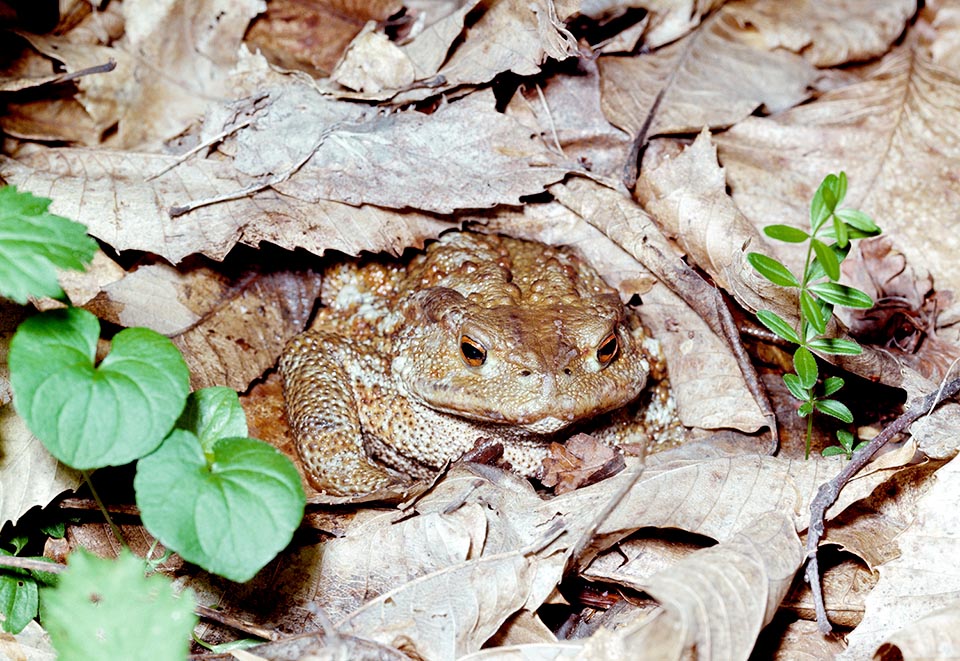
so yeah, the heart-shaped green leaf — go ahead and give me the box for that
[9,308,190,469]
[175,387,248,454]
[135,430,305,583]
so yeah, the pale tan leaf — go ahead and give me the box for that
[922,0,960,71]
[505,58,631,179]
[580,0,725,49]
[0,150,454,264]
[337,550,540,659]
[599,9,815,137]
[730,0,916,67]
[0,404,82,528]
[876,604,960,660]
[715,47,960,326]
[601,512,803,661]
[331,21,417,93]
[841,454,960,659]
[314,506,487,622]
[0,620,57,661]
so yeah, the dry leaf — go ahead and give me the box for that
[598,8,815,138]
[539,434,625,493]
[505,58,631,179]
[244,0,403,77]
[876,604,960,660]
[841,453,960,659]
[86,260,320,391]
[615,512,803,661]
[21,0,264,148]
[336,0,580,103]
[731,0,916,67]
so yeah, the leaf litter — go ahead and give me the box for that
[2,0,960,658]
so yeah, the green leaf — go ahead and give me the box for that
[135,430,305,583]
[820,174,840,211]
[0,551,38,635]
[815,399,854,423]
[0,186,98,304]
[175,387,248,455]
[821,446,848,458]
[800,290,827,335]
[794,347,818,389]
[41,549,196,661]
[756,310,801,344]
[823,376,845,397]
[833,214,850,249]
[9,308,190,469]
[809,283,874,309]
[763,225,809,243]
[811,239,840,281]
[807,243,850,282]
[836,430,855,451]
[747,253,799,288]
[808,337,862,355]
[810,186,830,230]
[836,208,880,234]
[798,401,814,417]
[783,373,809,401]
[836,171,848,205]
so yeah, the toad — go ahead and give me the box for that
[280,231,667,495]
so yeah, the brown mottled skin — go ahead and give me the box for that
[280,231,656,495]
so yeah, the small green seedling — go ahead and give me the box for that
[747,172,881,458]
[821,429,869,460]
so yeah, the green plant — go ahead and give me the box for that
[821,429,869,460]
[747,172,881,458]
[0,185,306,652]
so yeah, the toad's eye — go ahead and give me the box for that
[460,335,487,367]
[596,332,619,366]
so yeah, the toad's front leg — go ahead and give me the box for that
[279,331,396,495]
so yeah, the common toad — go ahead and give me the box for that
[280,231,666,495]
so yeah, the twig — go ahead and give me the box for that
[534,84,565,157]
[622,87,664,190]
[147,118,252,181]
[0,554,66,574]
[715,288,780,454]
[804,374,960,633]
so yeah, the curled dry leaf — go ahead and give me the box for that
[876,604,960,660]
[334,0,579,103]
[598,8,815,139]
[85,260,321,391]
[578,0,725,50]
[595,512,802,661]
[841,453,960,659]
[538,434,625,494]
[504,58,631,179]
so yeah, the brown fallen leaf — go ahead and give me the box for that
[731,0,916,67]
[598,7,815,139]
[842,452,960,659]
[85,257,320,391]
[245,0,403,78]
[538,433,626,494]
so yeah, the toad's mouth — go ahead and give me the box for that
[417,395,625,435]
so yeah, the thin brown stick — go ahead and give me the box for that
[805,374,960,633]
[0,554,66,574]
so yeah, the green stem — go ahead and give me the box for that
[81,470,127,550]
[805,408,814,460]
